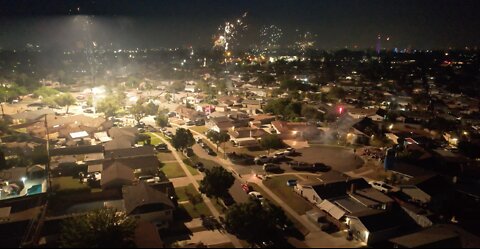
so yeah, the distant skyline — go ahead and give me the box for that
[0,0,479,50]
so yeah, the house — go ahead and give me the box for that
[250,114,276,126]
[9,109,55,124]
[228,127,266,147]
[122,182,175,229]
[94,131,112,143]
[101,161,135,189]
[104,137,133,151]
[242,99,264,114]
[272,121,320,140]
[175,106,205,121]
[347,108,386,122]
[389,225,461,248]
[108,127,139,144]
[346,208,417,245]
[134,221,164,248]
[294,175,370,205]
[207,116,234,133]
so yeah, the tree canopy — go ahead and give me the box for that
[199,166,235,199]
[260,134,284,154]
[33,86,59,98]
[60,208,136,248]
[54,93,76,114]
[224,199,290,246]
[96,94,123,118]
[171,128,194,151]
[129,100,147,124]
[206,130,230,152]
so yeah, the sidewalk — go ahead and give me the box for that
[150,133,243,248]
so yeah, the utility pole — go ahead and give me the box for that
[44,115,52,193]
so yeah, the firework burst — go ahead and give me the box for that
[213,12,248,53]
[259,25,283,55]
[294,30,317,54]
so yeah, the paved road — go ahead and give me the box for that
[150,133,243,248]
[191,143,250,204]
[180,124,364,248]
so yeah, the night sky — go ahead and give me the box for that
[0,0,479,50]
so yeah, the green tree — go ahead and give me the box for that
[60,208,136,248]
[33,86,59,98]
[301,105,320,120]
[144,102,159,116]
[155,114,169,128]
[258,74,275,85]
[206,130,230,152]
[199,166,235,199]
[224,199,289,246]
[326,87,346,101]
[97,95,122,118]
[129,100,146,125]
[54,93,76,114]
[0,83,27,102]
[260,134,284,155]
[171,128,194,151]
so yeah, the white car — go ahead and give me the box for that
[369,181,399,193]
[248,191,264,201]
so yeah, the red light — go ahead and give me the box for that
[338,107,343,114]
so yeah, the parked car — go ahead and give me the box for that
[254,155,271,165]
[241,183,253,193]
[286,179,297,187]
[283,147,296,156]
[164,131,173,138]
[195,137,203,143]
[272,152,286,162]
[155,143,168,152]
[221,195,235,207]
[195,119,205,126]
[186,120,195,126]
[205,147,216,156]
[369,181,399,193]
[248,191,264,201]
[183,148,194,157]
[312,163,332,172]
[263,163,280,172]
[195,162,205,172]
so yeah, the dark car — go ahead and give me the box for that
[155,143,168,151]
[195,119,205,126]
[221,195,235,207]
[195,162,205,172]
[205,147,216,156]
[312,163,331,172]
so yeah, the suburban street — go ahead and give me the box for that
[168,123,364,248]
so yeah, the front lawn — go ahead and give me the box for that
[159,162,186,179]
[263,175,313,215]
[179,202,212,219]
[175,184,198,202]
[189,125,209,135]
